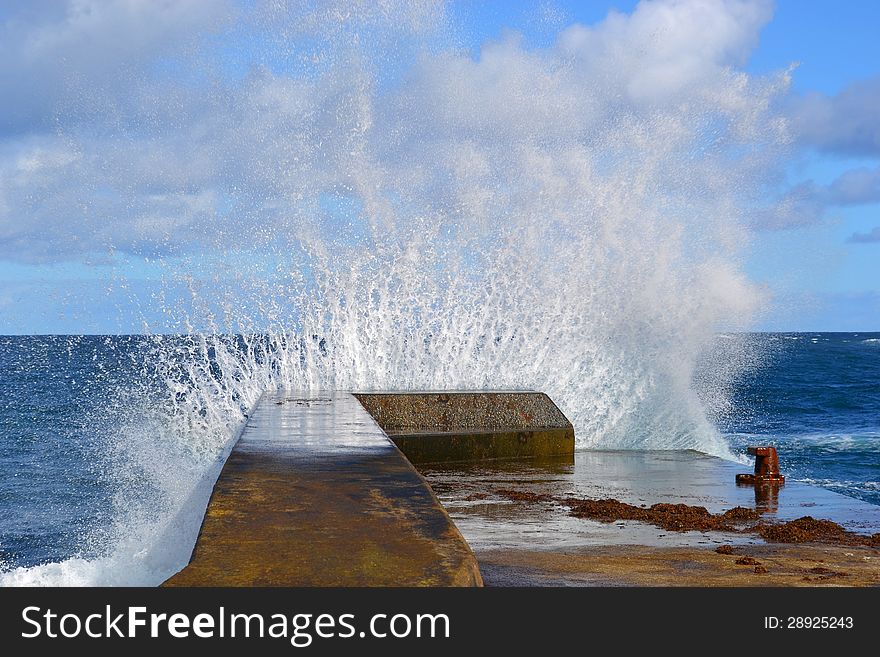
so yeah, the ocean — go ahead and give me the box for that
[0,332,878,585]
[722,333,880,506]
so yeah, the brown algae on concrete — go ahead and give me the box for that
[491,489,880,546]
[164,392,481,586]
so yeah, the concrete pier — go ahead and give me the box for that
[164,391,483,586]
[163,389,879,587]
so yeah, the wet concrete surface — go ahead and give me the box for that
[420,450,880,552]
[164,392,481,586]
[420,450,880,586]
[475,544,880,587]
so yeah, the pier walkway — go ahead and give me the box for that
[164,391,492,586]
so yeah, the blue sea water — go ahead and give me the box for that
[0,336,138,570]
[722,333,880,506]
[0,332,878,578]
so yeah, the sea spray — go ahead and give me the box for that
[1,0,791,585]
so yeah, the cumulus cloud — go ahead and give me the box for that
[751,181,826,230]
[847,226,880,244]
[0,0,231,135]
[757,165,880,231]
[0,0,789,263]
[557,0,773,103]
[792,76,880,157]
[828,165,880,205]
[387,0,779,145]
[775,71,880,233]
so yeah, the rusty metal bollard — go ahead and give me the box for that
[736,446,785,485]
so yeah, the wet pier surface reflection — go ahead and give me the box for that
[420,450,880,552]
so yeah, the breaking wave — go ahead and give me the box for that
[1,0,791,585]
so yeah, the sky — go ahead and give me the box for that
[0,0,878,334]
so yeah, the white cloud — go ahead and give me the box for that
[847,226,880,244]
[558,0,773,104]
[828,165,880,205]
[793,76,880,156]
[0,0,789,263]
[756,164,880,232]
[751,181,826,230]
[0,0,230,133]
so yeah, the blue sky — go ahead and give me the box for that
[0,0,878,334]
[747,0,880,330]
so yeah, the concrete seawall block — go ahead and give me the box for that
[354,392,574,464]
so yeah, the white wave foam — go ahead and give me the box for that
[796,478,880,494]
[1,404,237,588]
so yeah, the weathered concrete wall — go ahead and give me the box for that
[354,392,574,464]
[164,392,482,587]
